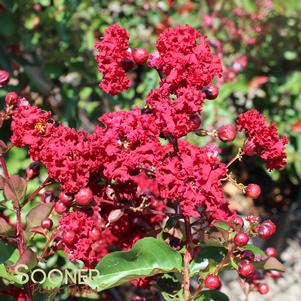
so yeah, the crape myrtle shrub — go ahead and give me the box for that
[0,24,287,301]
[0,0,299,218]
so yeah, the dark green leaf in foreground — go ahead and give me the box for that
[88,237,182,291]
[0,240,17,263]
[195,290,230,301]
[158,273,184,301]
[192,246,227,275]
[244,245,266,257]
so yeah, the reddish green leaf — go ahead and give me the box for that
[25,203,54,231]
[263,257,285,272]
[4,175,27,206]
[0,175,5,189]
[13,249,38,272]
[0,217,15,237]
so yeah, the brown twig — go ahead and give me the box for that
[15,202,32,301]
[0,155,9,178]
[183,216,192,301]
[226,148,243,169]
[23,177,53,205]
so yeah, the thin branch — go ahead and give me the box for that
[0,155,9,177]
[23,177,53,205]
[183,216,192,301]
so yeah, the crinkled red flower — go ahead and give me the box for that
[154,25,222,93]
[58,210,116,267]
[156,141,233,220]
[237,109,288,170]
[146,86,204,138]
[95,24,133,95]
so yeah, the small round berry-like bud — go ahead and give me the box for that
[204,274,221,289]
[258,225,272,240]
[258,283,269,295]
[217,124,236,142]
[267,270,282,279]
[230,215,244,228]
[234,231,249,246]
[59,192,73,206]
[263,220,276,233]
[26,161,41,180]
[63,230,76,245]
[42,191,55,203]
[121,58,134,71]
[246,215,259,224]
[5,91,18,106]
[17,293,26,301]
[53,238,64,250]
[108,209,124,224]
[0,70,10,88]
[41,218,53,230]
[75,187,93,206]
[238,261,255,277]
[245,184,261,199]
[133,48,149,64]
[203,84,219,100]
[258,220,276,240]
[190,114,201,129]
[55,201,67,214]
[243,139,256,156]
[265,247,277,257]
[242,250,255,261]
[90,228,101,241]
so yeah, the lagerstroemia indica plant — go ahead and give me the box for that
[0,24,287,301]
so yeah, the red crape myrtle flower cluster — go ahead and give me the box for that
[0,23,287,298]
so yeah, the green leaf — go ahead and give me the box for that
[13,248,38,272]
[229,256,239,270]
[190,257,209,275]
[0,263,23,284]
[195,290,230,301]
[0,241,17,263]
[25,203,53,231]
[194,246,227,276]
[89,237,182,291]
[4,175,27,206]
[158,273,184,301]
[33,291,56,301]
[263,257,285,272]
[213,221,230,232]
[244,245,266,257]
[161,290,184,301]
[0,217,15,236]
[204,228,229,247]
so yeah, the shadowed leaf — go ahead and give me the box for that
[88,237,182,291]
[264,257,285,272]
[4,175,27,206]
[0,217,15,237]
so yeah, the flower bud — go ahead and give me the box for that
[26,161,41,180]
[217,124,236,142]
[0,70,10,88]
[108,209,124,224]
